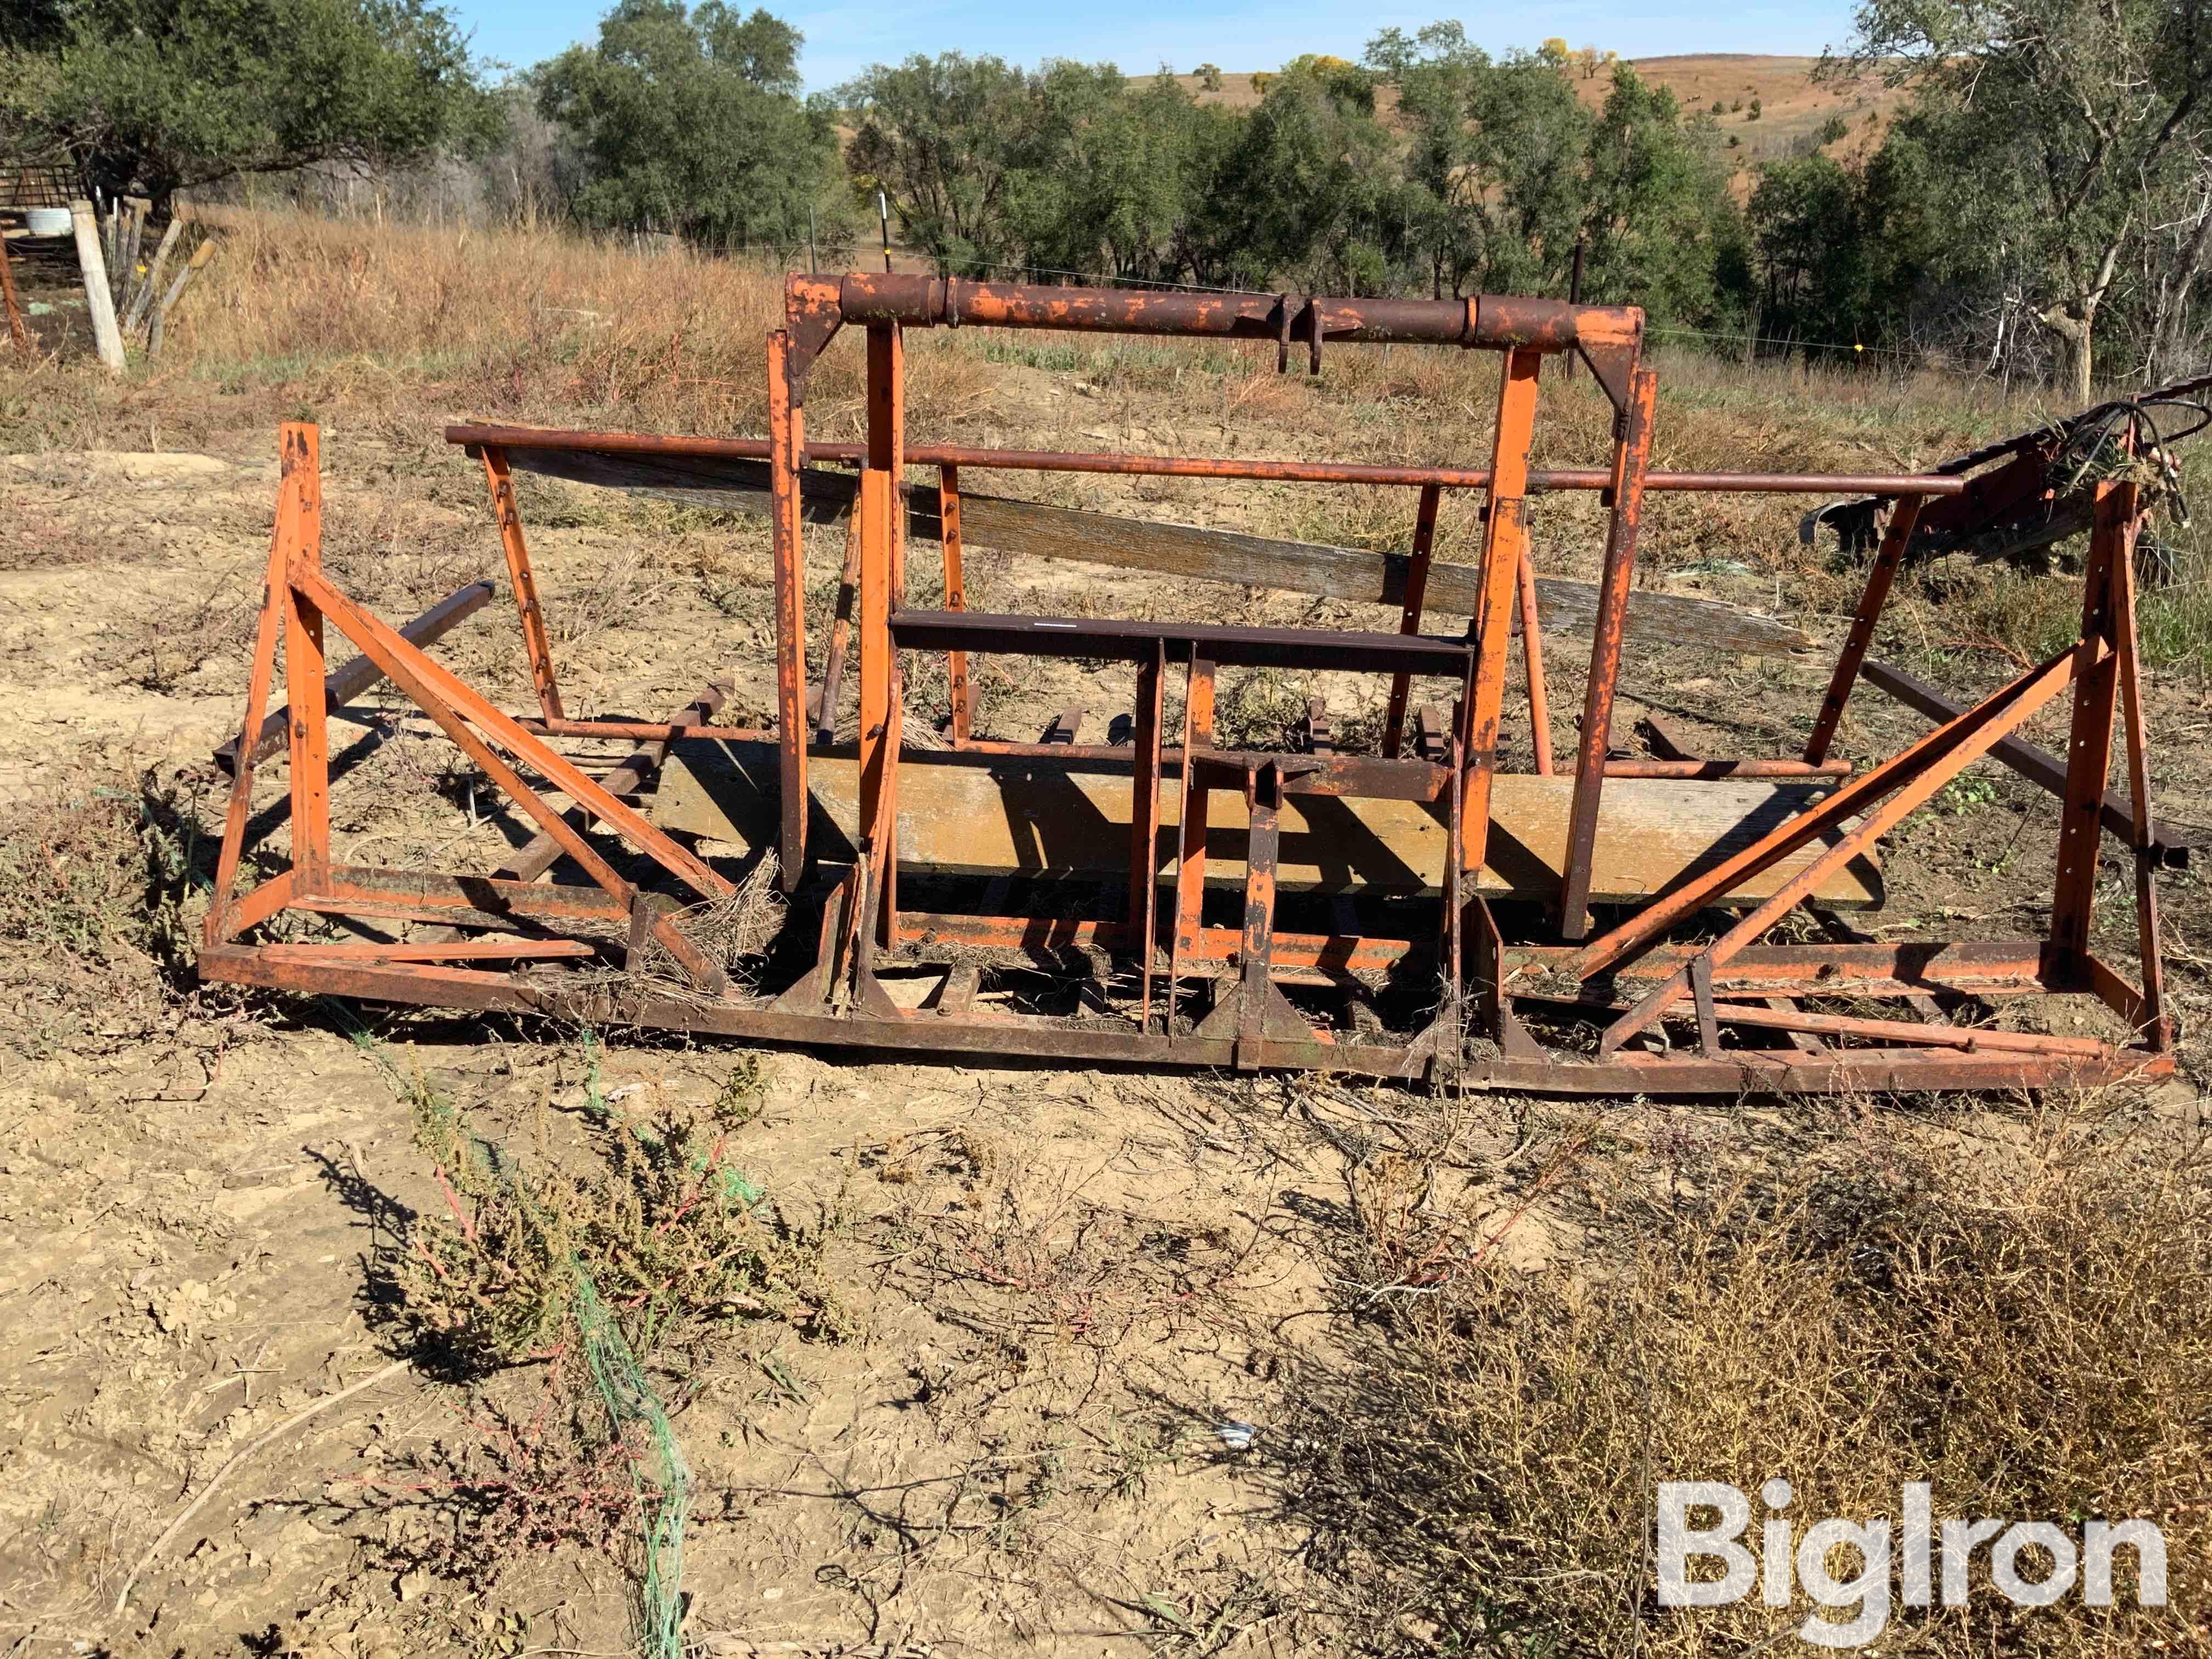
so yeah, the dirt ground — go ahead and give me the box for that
[3,339,2210,1659]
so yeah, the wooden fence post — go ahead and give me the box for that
[69,200,127,373]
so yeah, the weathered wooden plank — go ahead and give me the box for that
[501,445,1816,656]
[656,738,1880,908]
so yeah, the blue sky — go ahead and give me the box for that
[445,0,1867,93]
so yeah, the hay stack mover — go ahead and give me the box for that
[198,274,2175,1092]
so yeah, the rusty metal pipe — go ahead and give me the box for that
[827,274,1637,355]
[215,579,496,775]
[514,716,766,742]
[444,424,1965,498]
[495,686,729,884]
[1597,757,1853,778]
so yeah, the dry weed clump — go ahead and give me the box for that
[0,759,213,1046]
[1280,1099,2212,1655]
[871,1131,1252,1356]
[664,855,785,983]
[1212,667,1316,751]
[398,1053,838,1371]
[360,1048,847,1609]
[94,572,256,693]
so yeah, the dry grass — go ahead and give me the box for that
[395,1043,837,1369]
[0,757,218,1049]
[1279,1094,2212,1655]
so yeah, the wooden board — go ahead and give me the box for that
[654,740,1881,909]
[501,445,1818,657]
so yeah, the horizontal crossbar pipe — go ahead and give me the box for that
[1704,998,2111,1058]
[214,579,496,775]
[443,423,1965,498]
[890,609,1475,674]
[825,273,1630,354]
[255,938,599,963]
[1509,937,2058,994]
[1185,748,1451,802]
[853,733,1842,780]
[513,716,765,743]
[1600,757,1854,779]
[893,909,1415,974]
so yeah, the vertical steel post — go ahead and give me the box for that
[1130,639,1166,1026]
[1558,365,1657,939]
[766,330,809,888]
[1383,482,1442,758]
[281,425,330,891]
[1166,648,1213,1041]
[1515,549,1553,775]
[1456,348,1544,881]
[1235,762,1282,1068]
[940,463,973,743]
[859,323,906,943]
[1172,656,1218,962]
[481,446,565,722]
[2104,482,2170,1048]
[2052,481,2128,961]
[206,433,305,943]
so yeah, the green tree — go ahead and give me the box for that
[1841,0,2212,394]
[1011,66,1200,281]
[1581,63,1750,328]
[1202,55,1395,289]
[841,52,1040,272]
[1749,153,1868,347]
[536,1,837,250]
[1370,26,1590,297]
[0,0,499,207]
[1370,30,1746,323]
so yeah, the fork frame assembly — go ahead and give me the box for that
[196,275,2175,1094]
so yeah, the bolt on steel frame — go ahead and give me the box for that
[196,274,2175,1094]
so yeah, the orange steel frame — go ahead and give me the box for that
[194,274,2175,1094]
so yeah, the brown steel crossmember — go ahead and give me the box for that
[194,274,2175,1094]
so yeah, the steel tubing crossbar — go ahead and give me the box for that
[822,273,1617,352]
[890,608,1475,674]
[444,422,1965,498]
